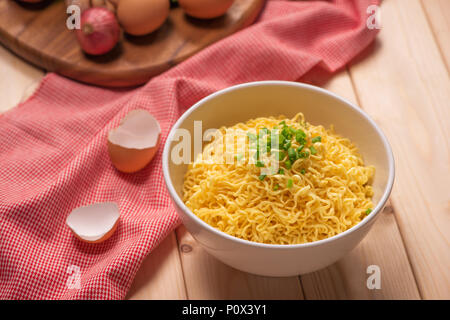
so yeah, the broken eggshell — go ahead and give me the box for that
[66,202,120,243]
[107,109,161,173]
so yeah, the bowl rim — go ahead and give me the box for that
[162,80,395,249]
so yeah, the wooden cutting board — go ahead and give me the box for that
[0,0,264,87]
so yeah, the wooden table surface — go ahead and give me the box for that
[1,0,448,300]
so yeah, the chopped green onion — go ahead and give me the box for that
[273,184,280,191]
[259,174,266,181]
[288,148,297,161]
[256,161,264,167]
[279,120,286,126]
[295,130,306,143]
[278,168,285,175]
[310,146,317,155]
[311,136,322,143]
[278,134,286,146]
[287,179,293,188]
[282,126,292,138]
[288,127,296,136]
[365,208,372,215]
[283,139,291,149]
[298,151,309,158]
[284,159,292,170]
[300,169,306,174]
[297,145,304,153]
[273,150,285,161]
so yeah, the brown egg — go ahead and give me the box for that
[178,0,234,19]
[117,0,169,36]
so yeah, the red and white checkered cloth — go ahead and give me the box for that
[0,0,379,299]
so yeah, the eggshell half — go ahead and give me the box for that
[66,202,120,243]
[108,109,161,173]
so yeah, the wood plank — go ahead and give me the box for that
[302,202,420,299]
[421,0,450,71]
[126,232,187,300]
[0,44,44,113]
[300,70,421,299]
[176,226,304,300]
[348,0,450,299]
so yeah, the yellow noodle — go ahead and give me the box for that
[183,113,375,245]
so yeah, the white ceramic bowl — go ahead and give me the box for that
[163,81,395,277]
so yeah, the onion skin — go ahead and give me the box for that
[76,7,120,55]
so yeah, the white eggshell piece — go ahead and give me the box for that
[66,202,120,242]
[108,109,161,150]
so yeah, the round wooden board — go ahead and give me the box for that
[0,0,264,87]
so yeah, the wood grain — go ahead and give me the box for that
[421,0,450,72]
[0,44,44,113]
[348,0,450,299]
[0,0,264,87]
[175,226,304,300]
[126,232,187,300]
[300,70,421,300]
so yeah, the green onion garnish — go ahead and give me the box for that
[310,146,317,155]
[259,174,266,181]
[273,184,280,191]
[295,130,306,144]
[288,148,297,161]
[365,208,372,215]
[278,168,285,175]
[278,134,286,146]
[311,136,322,143]
[282,127,291,138]
[256,161,264,167]
[284,159,292,169]
[287,179,293,188]
[300,169,306,174]
[297,145,304,153]
[283,139,291,149]
[273,150,285,161]
[298,151,309,158]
